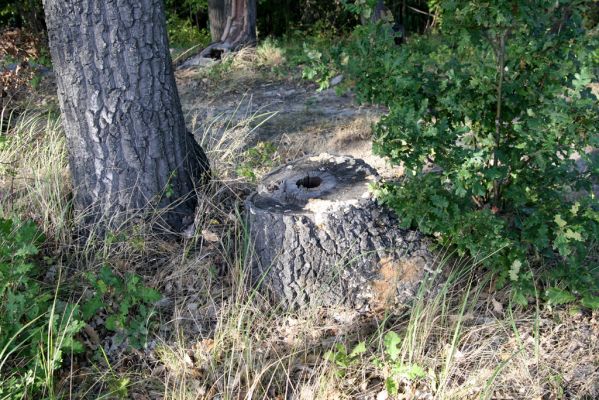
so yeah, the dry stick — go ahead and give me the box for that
[408,5,435,17]
[493,32,506,206]
[172,43,204,65]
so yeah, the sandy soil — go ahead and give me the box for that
[175,59,402,179]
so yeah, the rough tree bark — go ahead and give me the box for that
[208,0,231,42]
[43,0,209,233]
[246,154,435,311]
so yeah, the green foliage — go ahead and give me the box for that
[342,0,381,21]
[0,0,44,33]
[270,30,346,89]
[0,218,84,399]
[340,0,599,306]
[203,54,234,80]
[275,29,339,67]
[325,331,426,393]
[82,266,161,349]
[164,0,208,22]
[166,16,211,49]
[324,341,367,376]
[236,141,279,182]
[301,45,333,91]
[376,331,426,395]
[257,0,360,37]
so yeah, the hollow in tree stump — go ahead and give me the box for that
[245,154,435,311]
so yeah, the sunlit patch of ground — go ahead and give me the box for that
[175,47,401,181]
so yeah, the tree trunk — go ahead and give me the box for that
[43,0,209,233]
[245,154,434,311]
[208,0,231,42]
[362,0,390,24]
[200,0,256,59]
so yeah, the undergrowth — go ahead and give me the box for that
[302,0,599,308]
[0,35,597,398]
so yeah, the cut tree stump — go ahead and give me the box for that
[245,154,435,311]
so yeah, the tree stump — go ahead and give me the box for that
[245,154,435,311]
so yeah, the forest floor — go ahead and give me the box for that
[175,48,399,179]
[1,39,598,399]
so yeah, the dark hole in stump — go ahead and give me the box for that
[296,175,322,189]
[207,48,224,60]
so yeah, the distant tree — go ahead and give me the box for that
[203,0,256,57]
[43,0,209,233]
[207,0,231,41]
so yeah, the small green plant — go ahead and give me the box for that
[301,43,337,91]
[95,347,131,399]
[324,332,426,393]
[0,218,84,399]
[82,266,161,349]
[324,341,367,377]
[374,331,427,396]
[205,55,234,81]
[236,141,279,182]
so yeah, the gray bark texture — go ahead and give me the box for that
[43,0,209,233]
[245,154,435,311]
[208,0,231,42]
[197,0,256,59]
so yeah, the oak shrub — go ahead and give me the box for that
[339,0,598,306]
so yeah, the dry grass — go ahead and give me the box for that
[255,39,286,68]
[329,116,377,147]
[0,109,72,242]
[0,104,597,400]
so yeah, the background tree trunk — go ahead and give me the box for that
[222,0,256,46]
[200,0,256,59]
[362,0,389,24]
[246,154,434,310]
[43,0,209,233]
[208,0,231,42]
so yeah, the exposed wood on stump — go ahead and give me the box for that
[245,154,434,311]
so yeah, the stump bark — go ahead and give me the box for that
[245,154,435,311]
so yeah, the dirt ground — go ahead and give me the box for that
[175,56,402,179]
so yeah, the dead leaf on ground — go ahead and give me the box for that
[201,229,220,242]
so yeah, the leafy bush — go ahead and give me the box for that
[340,1,599,305]
[0,218,84,399]
[302,43,339,91]
[166,15,211,49]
